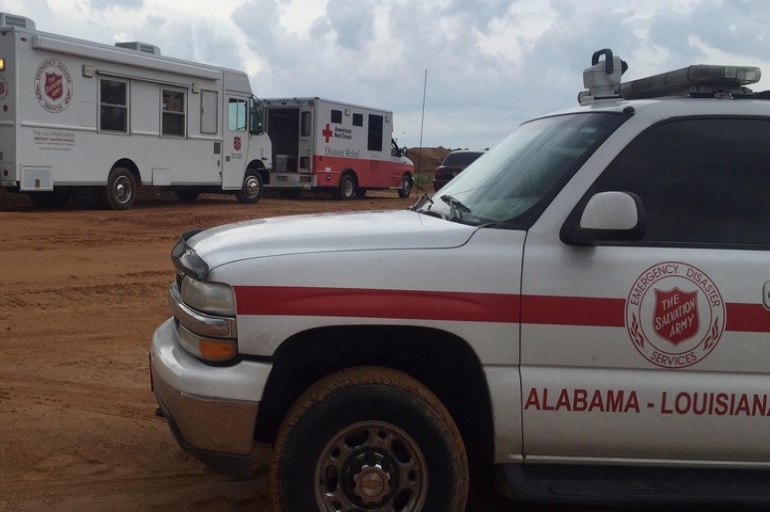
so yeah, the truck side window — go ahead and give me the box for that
[99,79,128,133]
[353,113,363,127]
[331,109,342,124]
[301,111,312,137]
[228,98,247,131]
[368,114,383,152]
[593,118,770,247]
[161,89,186,137]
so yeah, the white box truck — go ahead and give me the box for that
[262,97,414,200]
[0,12,271,209]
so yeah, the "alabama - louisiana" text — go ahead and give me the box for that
[524,387,770,416]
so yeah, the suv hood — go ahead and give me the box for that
[186,210,476,273]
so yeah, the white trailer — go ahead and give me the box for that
[0,13,271,209]
[262,97,414,200]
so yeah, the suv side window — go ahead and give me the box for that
[593,118,770,247]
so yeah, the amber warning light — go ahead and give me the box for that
[0,58,5,71]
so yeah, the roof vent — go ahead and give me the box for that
[115,41,161,55]
[0,13,35,30]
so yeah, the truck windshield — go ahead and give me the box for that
[416,112,627,228]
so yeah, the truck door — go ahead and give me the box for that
[201,90,222,181]
[520,116,770,465]
[223,95,250,189]
[298,106,313,174]
[365,113,388,189]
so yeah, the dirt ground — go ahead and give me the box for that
[0,182,734,512]
[0,188,403,511]
[0,182,521,512]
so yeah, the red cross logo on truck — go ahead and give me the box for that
[322,123,333,143]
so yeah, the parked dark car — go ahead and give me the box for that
[433,150,484,191]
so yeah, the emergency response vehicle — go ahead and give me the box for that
[150,48,770,510]
[261,97,413,199]
[0,13,271,209]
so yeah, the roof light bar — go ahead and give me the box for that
[620,65,761,99]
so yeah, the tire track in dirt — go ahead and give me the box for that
[0,375,153,421]
[0,279,170,309]
[0,470,268,512]
[0,234,172,252]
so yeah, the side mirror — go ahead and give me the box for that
[402,146,409,158]
[561,191,645,245]
[249,97,264,135]
[249,109,263,135]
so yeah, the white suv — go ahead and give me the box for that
[150,49,770,511]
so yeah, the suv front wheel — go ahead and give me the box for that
[269,366,469,512]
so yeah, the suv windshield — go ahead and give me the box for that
[416,112,627,227]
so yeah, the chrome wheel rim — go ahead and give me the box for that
[342,178,354,198]
[114,175,133,204]
[244,175,260,198]
[314,421,428,512]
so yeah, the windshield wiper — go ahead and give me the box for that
[440,194,471,220]
[410,192,433,211]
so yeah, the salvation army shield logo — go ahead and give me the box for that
[626,262,725,369]
[45,72,63,101]
[233,136,242,151]
[653,288,698,345]
[34,59,73,113]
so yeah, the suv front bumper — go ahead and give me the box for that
[150,318,272,477]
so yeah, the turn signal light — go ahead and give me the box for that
[198,339,237,361]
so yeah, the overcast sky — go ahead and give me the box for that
[4,0,770,150]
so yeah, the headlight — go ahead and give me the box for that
[172,277,238,363]
[180,276,236,316]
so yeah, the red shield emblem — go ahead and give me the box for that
[654,287,698,345]
[45,72,63,101]
[233,136,242,151]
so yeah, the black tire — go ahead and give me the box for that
[235,169,263,204]
[337,173,356,201]
[102,167,136,210]
[398,174,413,199]
[175,189,200,202]
[269,366,468,512]
[356,187,367,198]
[278,189,303,199]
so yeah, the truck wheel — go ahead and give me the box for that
[235,169,263,204]
[102,167,136,210]
[398,174,413,198]
[269,366,468,512]
[338,174,356,200]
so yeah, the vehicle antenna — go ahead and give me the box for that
[418,69,427,187]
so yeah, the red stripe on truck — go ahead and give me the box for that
[725,303,770,332]
[234,286,520,323]
[521,296,627,327]
[234,288,770,333]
